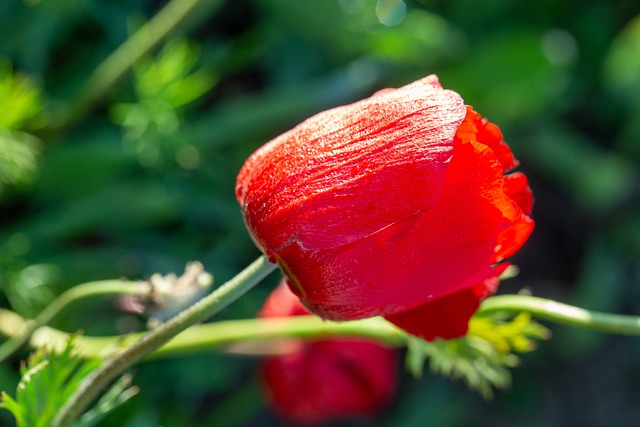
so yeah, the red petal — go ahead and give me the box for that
[503,172,534,215]
[384,289,480,341]
[259,279,310,318]
[261,340,397,424]
[492,172,534,262]
[384,275,500,341]
[276,138,512,320]
[455,106,518,171]
[493,215,534,262]
[237,75,466,253]
[259,284,397,424]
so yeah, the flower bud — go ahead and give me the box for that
[259,282,397,424]
[237,75,533,340]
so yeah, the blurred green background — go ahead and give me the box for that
[1,0,640,425]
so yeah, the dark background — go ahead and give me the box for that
[1,0,640,426]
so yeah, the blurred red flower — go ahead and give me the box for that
[237,75,534,341]
[259,282,397,425]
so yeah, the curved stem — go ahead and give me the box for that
[0,280,148,363]
[151,316,405,358]
[478,295,640,335]
[0,311,405,360]
[56,0,225,131]
[52,255,276,427]
[6,294,640,364]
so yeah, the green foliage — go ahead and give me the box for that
[111,39,217,171]
[406,312,550,399]
[132,39,216,108]
[0,261,60,318]
[0,233,62,318]
[0,61,45,195]
[520,125,637,213]
[604,15,640,103]
[74,374,139,427]
[0,131,41,196]
[0,337,137,427]
[468,312,552,354]
[0,60,44,131]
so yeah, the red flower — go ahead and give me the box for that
[259,282,397,425]
[237,75,533,341]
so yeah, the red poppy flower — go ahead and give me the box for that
[237,75,533,341]
[259,282,397,425]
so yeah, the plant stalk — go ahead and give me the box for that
[478,295,640,335]
[4,295,640,364]
[0,313,404,360]
[51,255,276,427]
[0,280,148,363]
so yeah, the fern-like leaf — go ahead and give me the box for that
[405,311,550,399]
[0,336,138,427]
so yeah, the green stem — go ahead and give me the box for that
[6,294,640,363]
[151,316,405,358]
[2,314,402,360]
[478,295,640,335]
[4,294,640,363]
[52,255,276,427]
[56,0,224,131]
[3,294,639,366]
[0,280,148,363]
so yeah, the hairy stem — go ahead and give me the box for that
[52,255,276,427]
[0,280,148,363]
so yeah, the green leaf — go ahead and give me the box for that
[75,374,139,427]
[110,38,217,171]
[0,263,61,318]
[405,312,550,399]
[604,14,640,104]
[405,336,428,379]
[0,130,42,195]
[468,312,551,354]
[132,38,217,108]
[0,336,138,427]
[0,60,45,131]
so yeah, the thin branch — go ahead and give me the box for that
[0,280,148,363]
[0,310,405,360]
[51,255,276,427]
[478,295,640,335]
